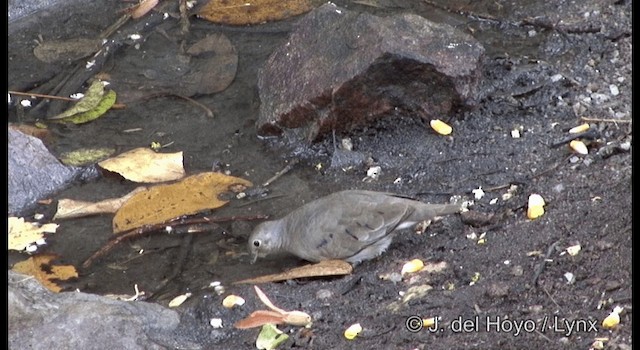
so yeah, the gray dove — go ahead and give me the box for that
[248,190,462,265]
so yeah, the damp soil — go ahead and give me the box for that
[8,0,632,349]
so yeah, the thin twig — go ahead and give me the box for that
[530,155,573,179]
[100,14,132,39]
[145,232,193,301]
[262,159,299,187]
[178,0,190,35]
[532,240,561,287]
[9,90,126,109]
[128,92,214,118]
[9,90,77,102]
[580,117,632,124]
[534,330,553,343]
[236,194,286,208]
[81,214,269,268]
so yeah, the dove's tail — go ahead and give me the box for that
[417,203,463,218]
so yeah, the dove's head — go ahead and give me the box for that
[248,220,284,264]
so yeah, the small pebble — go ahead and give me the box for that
[550,74,563,82]
[315,289,333,300]
[609,84,620,96]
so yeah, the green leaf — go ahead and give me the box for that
[54,90,117,125]
[49,80,106,120]
[255,324,289,350]
[59,147,116,166]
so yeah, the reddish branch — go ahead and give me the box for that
[81,214,268,268]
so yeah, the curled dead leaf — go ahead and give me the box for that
[234,310,285,329]
[197,0,314,25]
[234,259,352,284]
[98,147,185,183]
[131,0,159,19]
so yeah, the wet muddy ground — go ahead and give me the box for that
[8,0,632,348]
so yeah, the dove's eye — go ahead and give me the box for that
[253,240,261,247]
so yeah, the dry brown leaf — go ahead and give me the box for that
[8,123,52,143]
[98,147,185,183]
[8,217,59,251]
[234,286,312,329]
[112,172,252,233]
[53,186,147,220]
[196,0,314,25]
[422,261,448,273]
[180,34,238,96]
[131,0,159,19]
[234,259,353,284]
[12,254,78,293]
[33,38,103,64]
[234,310,286,329]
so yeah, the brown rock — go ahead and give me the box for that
[257,3,485,142]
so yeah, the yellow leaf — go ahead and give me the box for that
[112,172,252,233]
[98,147,185,183]
[8,217,58,251]
[197,0,313,25]
[12,254,78,293]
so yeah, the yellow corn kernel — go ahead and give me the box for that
[344,323,362,340]
[527,194,545,219]
[423,317,437,328]
[569,123,590,134]
[222,294,245,308]
[602,312,620,329]
[566,244,581,256]
[602,306,623,329]
[430,119,452,135]
[168,292,192,308]
[569,140,588,155]
[401,259,425,275]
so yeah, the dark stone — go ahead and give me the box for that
[8,128,81,215]
[257,3,485,143]
[8,271,200,350]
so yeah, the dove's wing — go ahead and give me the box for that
[296,192,414,261]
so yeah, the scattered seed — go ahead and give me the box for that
[401,259,424,275]
[569,123,590,134]
[527,194,545,219]
[344,323,362,340]
[569,140,589,155]
[222,294,245,308]
[430,119,452,135]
